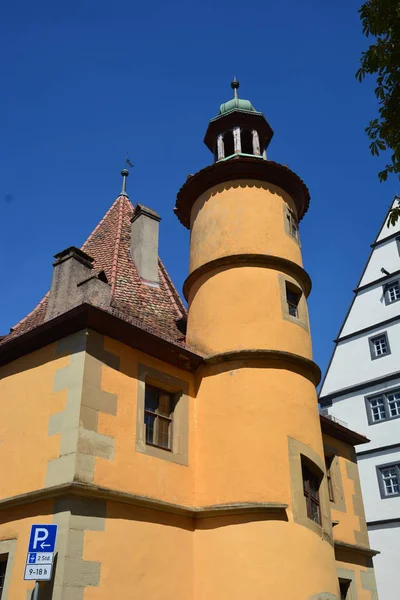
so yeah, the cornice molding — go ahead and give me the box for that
[319,370,400,404]
[358,442,400,457]
[370,230,400,249]
[334,314,400,343]
[183,254,312,300]
[204,348,321,386]
[0,482,288,520]
[353,268,400,294]
[0,303,203,372]
[334,539,380,557]
[319,414,369,446]
[367,517,400,527]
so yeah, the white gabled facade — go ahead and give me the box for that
[320,196,400,600]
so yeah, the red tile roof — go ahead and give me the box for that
[1,195,187,346]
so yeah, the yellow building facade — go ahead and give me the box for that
[0,82,378,599]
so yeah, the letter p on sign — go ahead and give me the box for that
[28,525,58,554]
[33,528,48,550]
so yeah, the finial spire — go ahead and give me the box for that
[120,168,129,196]
[231,76,240,106]
[120,157,134,197]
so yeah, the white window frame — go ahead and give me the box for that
[368,332,391,360]
[383,279,400,305]
[377,462,400,499]
[365,387,400,425]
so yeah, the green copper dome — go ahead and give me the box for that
[219,98,256,114]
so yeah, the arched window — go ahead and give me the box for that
[241,130,253,155]
[223,131,234,158]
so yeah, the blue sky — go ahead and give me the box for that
[0,0,398,378]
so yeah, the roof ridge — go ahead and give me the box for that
[82,195,131,253]
[110,195,127,299]
[158,259,186,317]
[158,259,185,319]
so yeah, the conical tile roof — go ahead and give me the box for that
[1,195,186,346]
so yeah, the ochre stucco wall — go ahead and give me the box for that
[336,550,378,600]
[84,501,193,600]
[195,519,338,600]
[93,336,196,507]
[323,432,370,549]
[0,344,67,498]
[194,362,322,506]
[187,266,312,357]
[189,180,302,273]
[186,179,310,357]
[0,500,54,599]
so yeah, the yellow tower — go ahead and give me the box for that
[174,80,339,599]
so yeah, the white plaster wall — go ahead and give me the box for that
[321,322,400,396]
[359,238,400,287]
[358,448,400,521]
[340,281,400,337]
[369,523,400,600]
[324,377,400,452]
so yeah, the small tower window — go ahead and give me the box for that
[325,454,335,502]
[339,580,352,600]
[286,283,301,318]
[223,131,234,158]
[241,130,253,155]
[302,460,322,525]
[287,211,299,240]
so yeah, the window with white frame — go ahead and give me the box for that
[366,389,400,424]
[378,463,400,498]
[384,280,400,305]
[373,336,388,356]
[369,397,386,422]
[387,391,400,417]
[369,333,390,360]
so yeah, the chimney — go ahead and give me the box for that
[130,204,161,284]
[46,247,110,320]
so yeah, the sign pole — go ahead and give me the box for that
[32,581,39,600]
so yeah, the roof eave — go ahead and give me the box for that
[175,157,310,228]
[320,414,370,446]
[0,303,204,373]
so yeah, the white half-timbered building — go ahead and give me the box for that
[320,196,400,600]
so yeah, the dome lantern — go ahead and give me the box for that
[204,79,274,162]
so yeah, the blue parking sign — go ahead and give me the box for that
[28,525,58,553]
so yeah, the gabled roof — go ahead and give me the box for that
[1,195,187,347]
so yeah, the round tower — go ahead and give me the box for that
[174,81,339,600]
